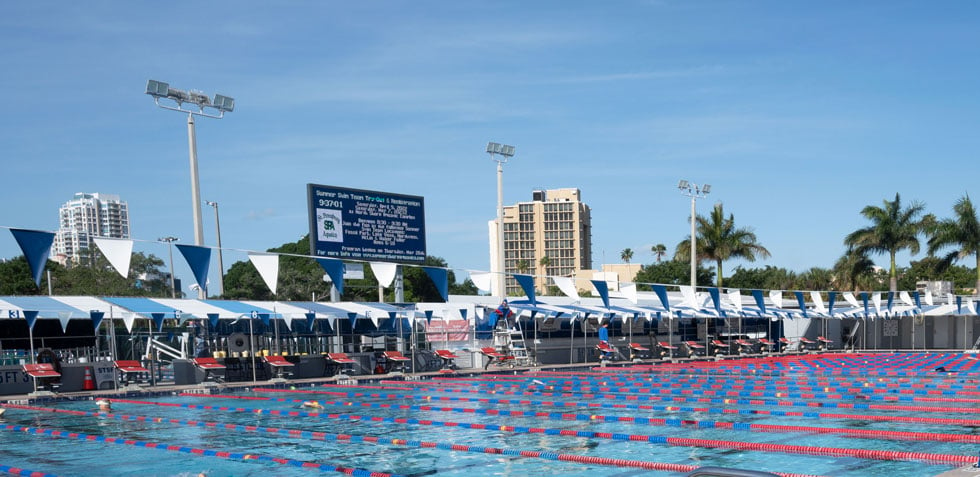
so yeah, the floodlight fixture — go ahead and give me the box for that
[677,180,689,190]
[486,142,515,158]
[701,184,711,194]
[145,79,235,119]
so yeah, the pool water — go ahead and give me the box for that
[1,352,978,477]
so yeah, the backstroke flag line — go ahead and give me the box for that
[94,238,134,278]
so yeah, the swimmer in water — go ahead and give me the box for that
[301,400,323,409]
[96,398,112,412]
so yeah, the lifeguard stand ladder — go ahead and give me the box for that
[494,317,533,366]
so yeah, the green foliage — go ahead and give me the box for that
[844,193,933,291]
[633,260,713,287]
[674,202,770,288]
[926,194,980,293]
[0,252,170,297]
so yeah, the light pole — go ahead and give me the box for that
[205,200,224,297]
[146,80,234,298]
[160,237,179,298]
[487,141,516,298]
[677,180,710,288]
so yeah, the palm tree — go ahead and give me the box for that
[927,193,980,294]
[620,248,634,280]
[515,259,530,274]
[832,249,877,291]
[538,255,552,296]
[844,193,933,292]
[651,244,667,263]
[674,202,770,288]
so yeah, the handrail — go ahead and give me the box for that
[146,338,185,361]
[686,467,779,477]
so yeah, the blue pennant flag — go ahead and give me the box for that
[886,291,894,311]
[257,313,270,327]
[422,266,449,302]
[707,288,725,317]
[793,291,808,318]
[751,290,766,314]
[316,258,346,295]
[424,310,434,324]
[459,308,468,321]
[591,280,610,309]
[150,312,166,332]
[651,284,670,312]
[957,296,962,314]
[305,312,316,332]
[207,313,220,328]
[513,274,536,305]
[347,312,358,328]
[90,311,105,331]
[23,310,39,331]
[860,292,869,316]
[913,291,921,309]
[827,292,837,316]
[175,244,211,295]
[10,229,55,287]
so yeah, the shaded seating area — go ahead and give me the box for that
[683,341,706,357]
[382,350,411,373]
[628,343,650,360]
[434,349,459,370]
[192,357,226,383]
[263,355,295,379]
[326,352,357,375]
[479,347,514,369]
[114,360,150,386]
[23,363,61,393]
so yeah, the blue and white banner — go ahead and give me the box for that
[590,280,610,309]
[248,253,280,295]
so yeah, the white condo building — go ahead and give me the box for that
[54,193,130,264]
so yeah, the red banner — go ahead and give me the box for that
[424,320,470,342]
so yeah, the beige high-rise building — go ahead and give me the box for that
[489,188,592,296]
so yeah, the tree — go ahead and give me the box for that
[726,265,797,291]
[674,202,770,288]
[927,194,980,294]
[844,193,933,292]
[651,244,667,263]
[633,260,713,287]
[515,260,530,274]
[831,249,879,292]
[620,248,634,280]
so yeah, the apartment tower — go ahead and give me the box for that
[489,188,592,296]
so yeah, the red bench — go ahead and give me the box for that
[434,349,459,371]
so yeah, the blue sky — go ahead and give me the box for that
[2,2,979,294]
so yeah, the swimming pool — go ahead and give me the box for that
[1,352,978,476]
